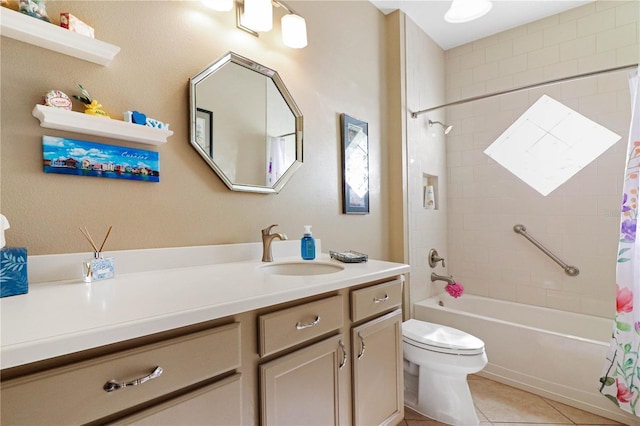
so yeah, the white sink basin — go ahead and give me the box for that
[260,261,344,276]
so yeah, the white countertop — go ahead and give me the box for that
[1,243,408,369]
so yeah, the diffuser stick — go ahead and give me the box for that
[98,226,113,253]
[80,227,99,252]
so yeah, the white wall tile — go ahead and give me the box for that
[616,1,640,26]
[578,50,618,72]
[528,45,561,68]
[617,44,640,66]
[544,59,578,81]
[460,48,486,70]
[528,14,560,34]
[544,21,577,47]
[597,23,638,52]
[577,7,616,37]
[500,54,528,76]
[513,32,544,55]
[486,41,514,63]
[559,35,597,62]
[559,2,596,23]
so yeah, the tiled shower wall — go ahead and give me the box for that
[444,0,639,317]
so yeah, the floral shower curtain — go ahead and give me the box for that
[600,67,640,416]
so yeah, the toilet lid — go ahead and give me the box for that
[403,319,485,355]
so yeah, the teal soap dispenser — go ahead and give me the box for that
[301,225,316,260]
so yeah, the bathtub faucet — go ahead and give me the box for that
[431,272,455,285]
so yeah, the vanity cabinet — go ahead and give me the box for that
[0,322,242,425]
[1,264,407,426]
[259,278,404,426]
[260,335,347,425]
[109,373,243,425]
[351,310,403,426]
[350,279,404,426]
[258,295,348,425]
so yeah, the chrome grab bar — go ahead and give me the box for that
[513,224,579,277]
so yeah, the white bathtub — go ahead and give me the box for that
[413,294,638,425]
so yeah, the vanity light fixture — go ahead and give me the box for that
[444,0,492,23]
[280,6,307,48]
[232,0,308,48]
[241,0,273,32]
[201,0,233,12]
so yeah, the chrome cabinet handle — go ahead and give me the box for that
[103,366,163,392]
[339,340,347,369]
[373,294,389,303]
[296,315,321,330]
[357,332,366,360]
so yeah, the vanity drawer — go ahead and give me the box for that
[351,278,402,322]
[259,295,344,357]
[1,322,241,425]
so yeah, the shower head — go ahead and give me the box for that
[429,120,453,135]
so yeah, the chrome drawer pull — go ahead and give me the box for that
[339,340,347,370]
[296,315,321,330]
[357,332,366,359]
[103,366,163,392]
[373,294,389,303]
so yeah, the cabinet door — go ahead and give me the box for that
[110,374,242,425]
[260,334,347,426]
[352,309,403,426]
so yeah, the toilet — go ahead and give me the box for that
[402,319,488,426]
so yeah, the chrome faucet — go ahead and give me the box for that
[431,272,455,285]
[261,224,287,262]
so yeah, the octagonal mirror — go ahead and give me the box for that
[189,52,303,193]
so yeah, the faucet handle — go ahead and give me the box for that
[262,224,279,235]
[428,248,445,268]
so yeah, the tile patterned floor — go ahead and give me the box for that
[401,375,623,426]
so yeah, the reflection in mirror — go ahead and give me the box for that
[190,52,303,193]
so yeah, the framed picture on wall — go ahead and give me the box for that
[340,113,370,214]
[196,108,213,158]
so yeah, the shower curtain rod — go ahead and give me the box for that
[410,63,639,118]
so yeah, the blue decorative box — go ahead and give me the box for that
[0,247,28,298]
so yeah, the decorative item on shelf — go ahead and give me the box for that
[18,0,49,22]
[444,281,464,298]
[123,111,170,130]
[0,214,29,298]
[60,12,94,38]
[42,90,72,110]
[72,82,110,118]
[80,225,114,283]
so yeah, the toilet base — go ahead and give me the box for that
[404,368,480,426]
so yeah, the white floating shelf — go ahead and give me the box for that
[32,105,173,145]
[0,8,120,66]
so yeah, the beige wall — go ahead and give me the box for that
[1,1,391,257]
[444,0,639,317]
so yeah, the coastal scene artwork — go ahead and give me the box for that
[43,136,160,182]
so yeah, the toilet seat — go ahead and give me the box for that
[403,319,484,355]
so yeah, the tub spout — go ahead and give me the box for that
[431,272,455,285]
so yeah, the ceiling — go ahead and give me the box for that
[369,0,594,50]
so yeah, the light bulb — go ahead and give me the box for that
[281,14,307,48]
[242,0,272,32]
